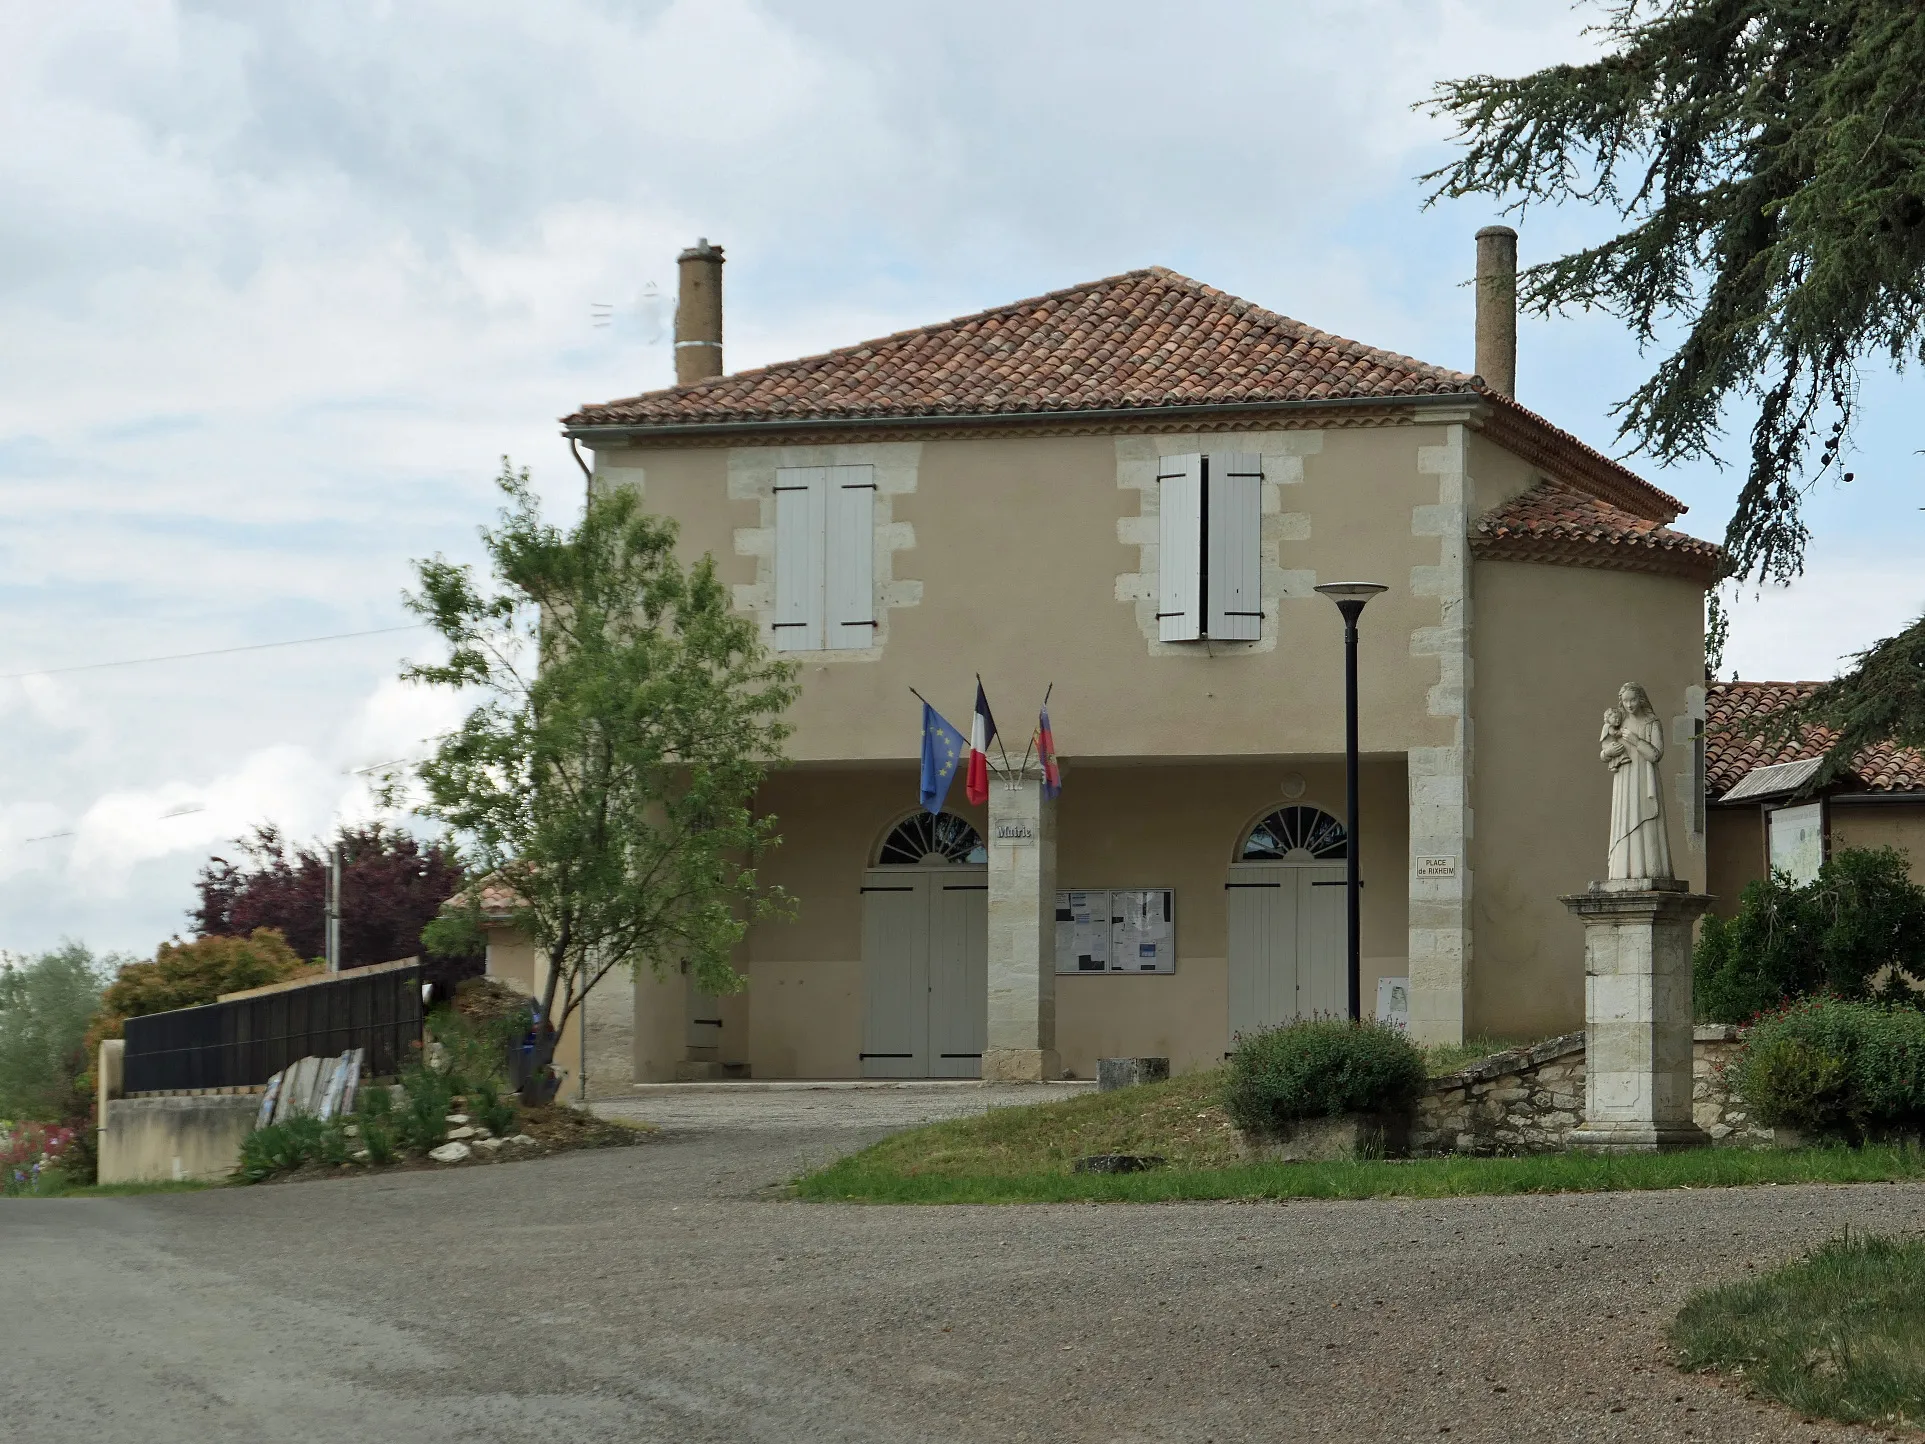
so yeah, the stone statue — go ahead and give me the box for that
[1600,682,1672,881]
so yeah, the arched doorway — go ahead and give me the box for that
[859,813,988,1078]
[1226,805,1349,1039]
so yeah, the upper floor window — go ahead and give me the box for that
[773,464,875,651]
[1157,451,1262,642]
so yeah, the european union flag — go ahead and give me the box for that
[919,701,966,814]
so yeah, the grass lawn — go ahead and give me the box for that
[1672,1233,1925,1431]
[3,1175,212,1200]
[791,1066,1925,1203]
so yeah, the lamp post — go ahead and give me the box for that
[1314,581,1388,1020]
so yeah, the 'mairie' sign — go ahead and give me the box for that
[994,821,1037,845]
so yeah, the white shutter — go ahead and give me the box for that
[772,467,826,651]
[1207,451,1263,641]
[1156,452,1203,642]
[825,464,876,649]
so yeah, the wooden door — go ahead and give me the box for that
[1227,863,1350,1040]
[860,873,928,1077]
[928,877,988,1078]
[1226,864,1295,1040]
[860,868,987,1078]
[1296,866,1349,1017]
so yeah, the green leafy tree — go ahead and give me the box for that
[406,462,798,1102]
[1423,1,1925,666]
[83,929,318,1060]
[0,943,112,1121]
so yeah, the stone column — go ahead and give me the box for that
[1561,880,1711,1152]
[984,773,1059,1081]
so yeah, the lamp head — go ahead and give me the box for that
[1314,581,1389,622]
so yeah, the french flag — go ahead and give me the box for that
[964,681,998,806]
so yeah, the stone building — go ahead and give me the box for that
[504,233,1719,1081]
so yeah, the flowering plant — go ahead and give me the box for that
[0,1120,75,1196]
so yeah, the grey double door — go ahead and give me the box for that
[860,868,988,1078]
[1226,862,1346,1039]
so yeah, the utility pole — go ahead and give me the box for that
[325,844,342,973]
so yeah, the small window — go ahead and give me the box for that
[877,812,987,866]
[1241,806,1347,861]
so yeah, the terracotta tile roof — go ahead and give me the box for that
[1706,681,1925,798]
[566,266,1688,522]
[1471,481,1720,583]
[447,875,522,920]
[568,268,1474,427]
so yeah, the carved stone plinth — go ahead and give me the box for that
[1560,882,1711,1153]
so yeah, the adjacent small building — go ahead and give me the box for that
[536,233,1719,1081]
[1706,680,1925,904]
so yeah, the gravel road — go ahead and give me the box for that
[2,1085,1913,1443]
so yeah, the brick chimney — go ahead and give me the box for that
[674,238,724,385]
[1474,225,1517,399]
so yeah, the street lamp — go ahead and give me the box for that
[1314,581,1389,1020]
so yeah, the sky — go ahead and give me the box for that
[3,0,1921,959]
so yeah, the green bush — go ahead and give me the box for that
[358,1115,397,1165]
[1733,997,1925,1139]
[427,995,529,1090]
[354,1081,393,1119]
[1224,1018,1428,1131]
[396,1061,454,1153]
[1697,848,1925,1022]
[472,1077,518,1137]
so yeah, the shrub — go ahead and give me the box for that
[84,929,319,1060]
[395,1061,455,1153]
[1224,1018,1428,1131]
[427,988,529,1091]
[237,1113,365,1182]
[1733,997,1925,1138]
[1697,848,1925,1023]
[472,1077,518,1137]
[358,1115,397,1165]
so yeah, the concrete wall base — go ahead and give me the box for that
[983,1048,1061,1082]
[1567,1122,1709,1154]
[100,1094,261,1184]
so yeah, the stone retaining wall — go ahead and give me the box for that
[1412,1025,1770,1156]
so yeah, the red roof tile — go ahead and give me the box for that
[563,267,1684,519]
[1471,481,1720,584]
[1706,681,1925,797]
[569,269,1472,426]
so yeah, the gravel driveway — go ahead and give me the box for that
[2,1083,1913,1442]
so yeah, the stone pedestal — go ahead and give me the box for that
[984,773,1060,1082]
[1560,879,1711,1153]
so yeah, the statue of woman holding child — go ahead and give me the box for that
[1599,682,1672,882]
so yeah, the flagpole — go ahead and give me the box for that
[1016,682,1052,776]
[979,672,1018,785]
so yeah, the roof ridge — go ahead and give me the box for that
[623,266,1181,404]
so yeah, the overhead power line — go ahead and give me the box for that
[0,624,429,681]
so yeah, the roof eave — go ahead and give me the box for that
[561,391,1490,444]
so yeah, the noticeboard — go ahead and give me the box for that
[1053,888,1176,974]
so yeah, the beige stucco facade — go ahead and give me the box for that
[561,401,1707,1078]
[1706,798,1925,912]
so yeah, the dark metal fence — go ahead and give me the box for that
[122,963,424,1093]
